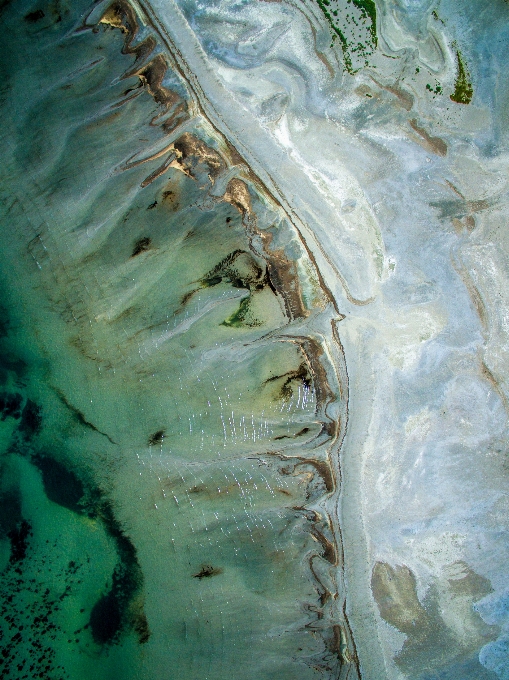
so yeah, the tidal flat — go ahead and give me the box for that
[1,1,508,679]
[0,1,352,678]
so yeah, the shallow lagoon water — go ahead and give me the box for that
[1,1,509,679]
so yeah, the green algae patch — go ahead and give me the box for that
[450,49,473,104]
[221,296,261,328]
[426,81,443,96]
[316,0,377,74]
[352,0,377,47]
[316,0,353,73]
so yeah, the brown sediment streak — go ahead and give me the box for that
[341,599,360,668]
[96,1,189,126]
[481,359,509,412]
[468,198,490,213]
[310,525,337,565]
[223,178,252,217]
[445,179,465,200]
[292,506,322,523]
[279,335,336,414]
[256,231,307,320]
[370,75,414,111]
[409,119,447,157]
[331,318,349,412]
[308,554,333,605]
[108,85,144,109]
[268,449,335,496]
[299,233,339,314]
[451,249,487,329]
[302,336,335,410]
[324,624,351,665]
[296,458,334,494]
[140,152,176,187]
[173,132,225,179]
[135,54,180,108]
[309,23,335,77]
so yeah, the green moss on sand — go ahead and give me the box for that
[450,50,473,104]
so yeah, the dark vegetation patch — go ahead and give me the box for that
[274,426,310,441]
[90,502,149,645]
[221,296,259,328]
[450,49,473,104]
[18,399,42,439]
[200,250,264,291]
[24,8,44,22]
[0,356,26,387]
[192,565,222,579]
[148,429,165,446]
[131,237,151,257]
[32,454,86,515]
[89,580,122,645]
[316,0,377,73]
[0,452,76,674]
[7,519,32,564]
[0,304,9,339]
[0,488,22,537]
[177,249,274,325]
[132,611,150,644]
[265,363,312,400]
[53,388,118,445]
[0,392,22,421]
[0,526,80,680]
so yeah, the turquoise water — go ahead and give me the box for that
[0,1,352,678]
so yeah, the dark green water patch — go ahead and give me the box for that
[32,454,86,515]
[7,518,32,564]
[17,399,41,440]
[24,8,44,22]
[27,449,150,645]
[0,304,9,339]
[0,356,26,387]
[0,392,22,421]
[89,571,124,645]
[91,501,150,646]
[0,486,22,539]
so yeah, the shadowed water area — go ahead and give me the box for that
[0,1,355,678]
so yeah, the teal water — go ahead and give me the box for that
[0,1,353,678]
